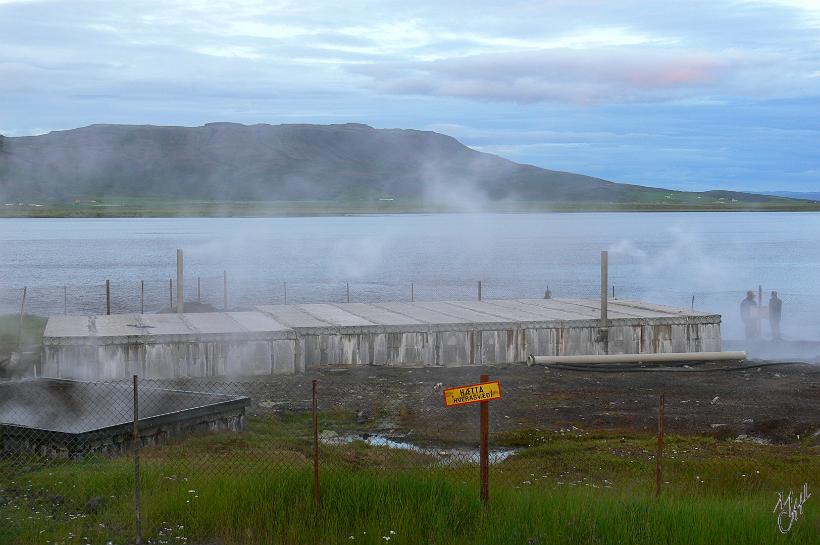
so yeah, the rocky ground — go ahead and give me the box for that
[175,359,820,446]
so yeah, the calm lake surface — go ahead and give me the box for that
[1,212,819,340]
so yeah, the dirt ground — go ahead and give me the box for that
[190,360,820,446]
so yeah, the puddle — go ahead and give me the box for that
[322,432,519,465]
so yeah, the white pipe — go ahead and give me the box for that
[527,351,746,366]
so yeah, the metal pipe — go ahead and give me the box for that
[527,351,747,366]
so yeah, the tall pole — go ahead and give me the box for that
[133,375,142,545]
[312,380,320,505]
[140,281,144,314]
[176,249,184,314]
[106,280,111,315]
[656,393,665,498]
[479,373,489,503]
[16,287,27,350]
[478,281,482,301]
[600,251,608,329]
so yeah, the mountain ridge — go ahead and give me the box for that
[0,123,805,206]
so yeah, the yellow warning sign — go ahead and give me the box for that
[443,381,502,407]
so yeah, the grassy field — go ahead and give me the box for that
[2,198,820,217]
[1,411,817,544]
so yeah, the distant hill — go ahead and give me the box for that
[761,191,820,202]
[0,123,808,206]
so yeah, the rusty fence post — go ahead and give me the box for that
[656,393,665,498]
[480,373,489,503]
[312,379,321,505]
[133,375,142,544]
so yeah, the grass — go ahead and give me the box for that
[1,412,818,544]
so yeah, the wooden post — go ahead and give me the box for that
[480,373,490,503]
[312,379,320,505]
[106,280,111,315]
[656,393,665,498]
[223,270,228,311]
[140,281,144,314]
[16,287,27,350]
[133,375,142,545]
[478,280,482,301]
[600,251,608,329]
[176,249,184,314]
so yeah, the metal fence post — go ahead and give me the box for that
[140,281,144,314]
[411,282,414,302]
[169,278,173,310]
[480,373,490,503]
[600,251,608,329]
[478,281,482,301]
[133,375,142,545]
[176,249,184,314]
[283,281,287,305]
[312,380,320,505]
[16,286,27,350]
[106,280,111,315]
[346,282,350,304]
[656,393,665,498]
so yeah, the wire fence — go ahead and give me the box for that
[0,371,817,543]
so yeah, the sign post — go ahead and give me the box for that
[443,376,502,504]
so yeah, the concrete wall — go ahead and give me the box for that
[40,338,300,380]
[293,320,721,369]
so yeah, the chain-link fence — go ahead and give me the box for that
[1,363,817,543]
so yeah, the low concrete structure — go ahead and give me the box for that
[0,379,249,458]
[41,299,721,379]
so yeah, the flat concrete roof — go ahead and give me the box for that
[43,311,295,345]
[44,298,719,345]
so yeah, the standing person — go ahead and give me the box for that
[769,291,782,340]
[740,290,758,340]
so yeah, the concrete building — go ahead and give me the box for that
[40,298,721,380]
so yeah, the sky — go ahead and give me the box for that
[0,0,819,193]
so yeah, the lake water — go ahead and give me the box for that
[1,212,819,341]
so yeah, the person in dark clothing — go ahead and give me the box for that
[740,290,758,340]
[769,291,782,340]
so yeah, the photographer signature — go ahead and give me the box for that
[773,483,811,534]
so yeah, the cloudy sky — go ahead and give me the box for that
[1,0,819,192]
